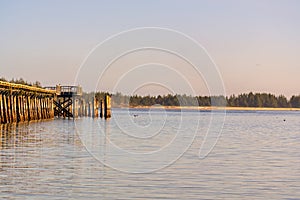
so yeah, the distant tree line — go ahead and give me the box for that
[0,77,42,88]
[1,77,299,108]
[111,92,300,108]
[226,92,300,108]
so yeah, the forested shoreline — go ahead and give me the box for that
[1,78,299,108]
[110,92,300,108]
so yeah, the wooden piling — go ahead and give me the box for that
[100,100,103,118]
[2,94,7,124]
[94,98,99,118]
[0,94,2,123]
[104,94,111,119]
[16,94,20,122]
[7,94,11,123]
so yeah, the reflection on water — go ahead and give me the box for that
[0,123,41,150]
[0,110,300,199]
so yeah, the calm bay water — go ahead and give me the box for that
[0,109,299,199]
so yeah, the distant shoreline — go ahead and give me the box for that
[113,106,300,111]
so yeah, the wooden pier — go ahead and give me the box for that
[0,81,111,124]
[0,81,55,124]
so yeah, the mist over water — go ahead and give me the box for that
[0,109,299,199]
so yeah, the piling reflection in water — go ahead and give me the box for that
[1,123,31,150]
[0,120,85,199]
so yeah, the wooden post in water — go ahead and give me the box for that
[50,97,54,119]
[6,94,9,123]
[11,94,16,123]
[86,102,91,117]
[10,94,14,123]
[45,98,49,118]
[0,94,2,124]
[16,94,20,122]
[22,96,26,121]
[30,96,33,120]
[94,98,98,118]
[84,101,87,117]
[91,97,98,118]
[104,94,111,119]
[68,97,72,119]
[45,98,47,119]
[37,97,41,120]
[31,96,35,120]
[92,98,95,118]
[35,96,38,120]
[7,94,11,123]
[78,99,82,117]
[27,96,31,121]
[72,98,76,118]
[2,94,7,124]
[100,100,103,118]
[18,96,23,122]
[79,99,83,117]
[40,98,43,119]
[82,99,85,117]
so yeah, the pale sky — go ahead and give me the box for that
[0,0,299,97]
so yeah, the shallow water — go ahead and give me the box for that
[0,109,299,199]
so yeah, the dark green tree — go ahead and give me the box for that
[290,95,300,108]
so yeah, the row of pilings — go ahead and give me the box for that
[58,95,111,119]
[51,85,111,120]
[85,95,111,119]
[0,81,55,124]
